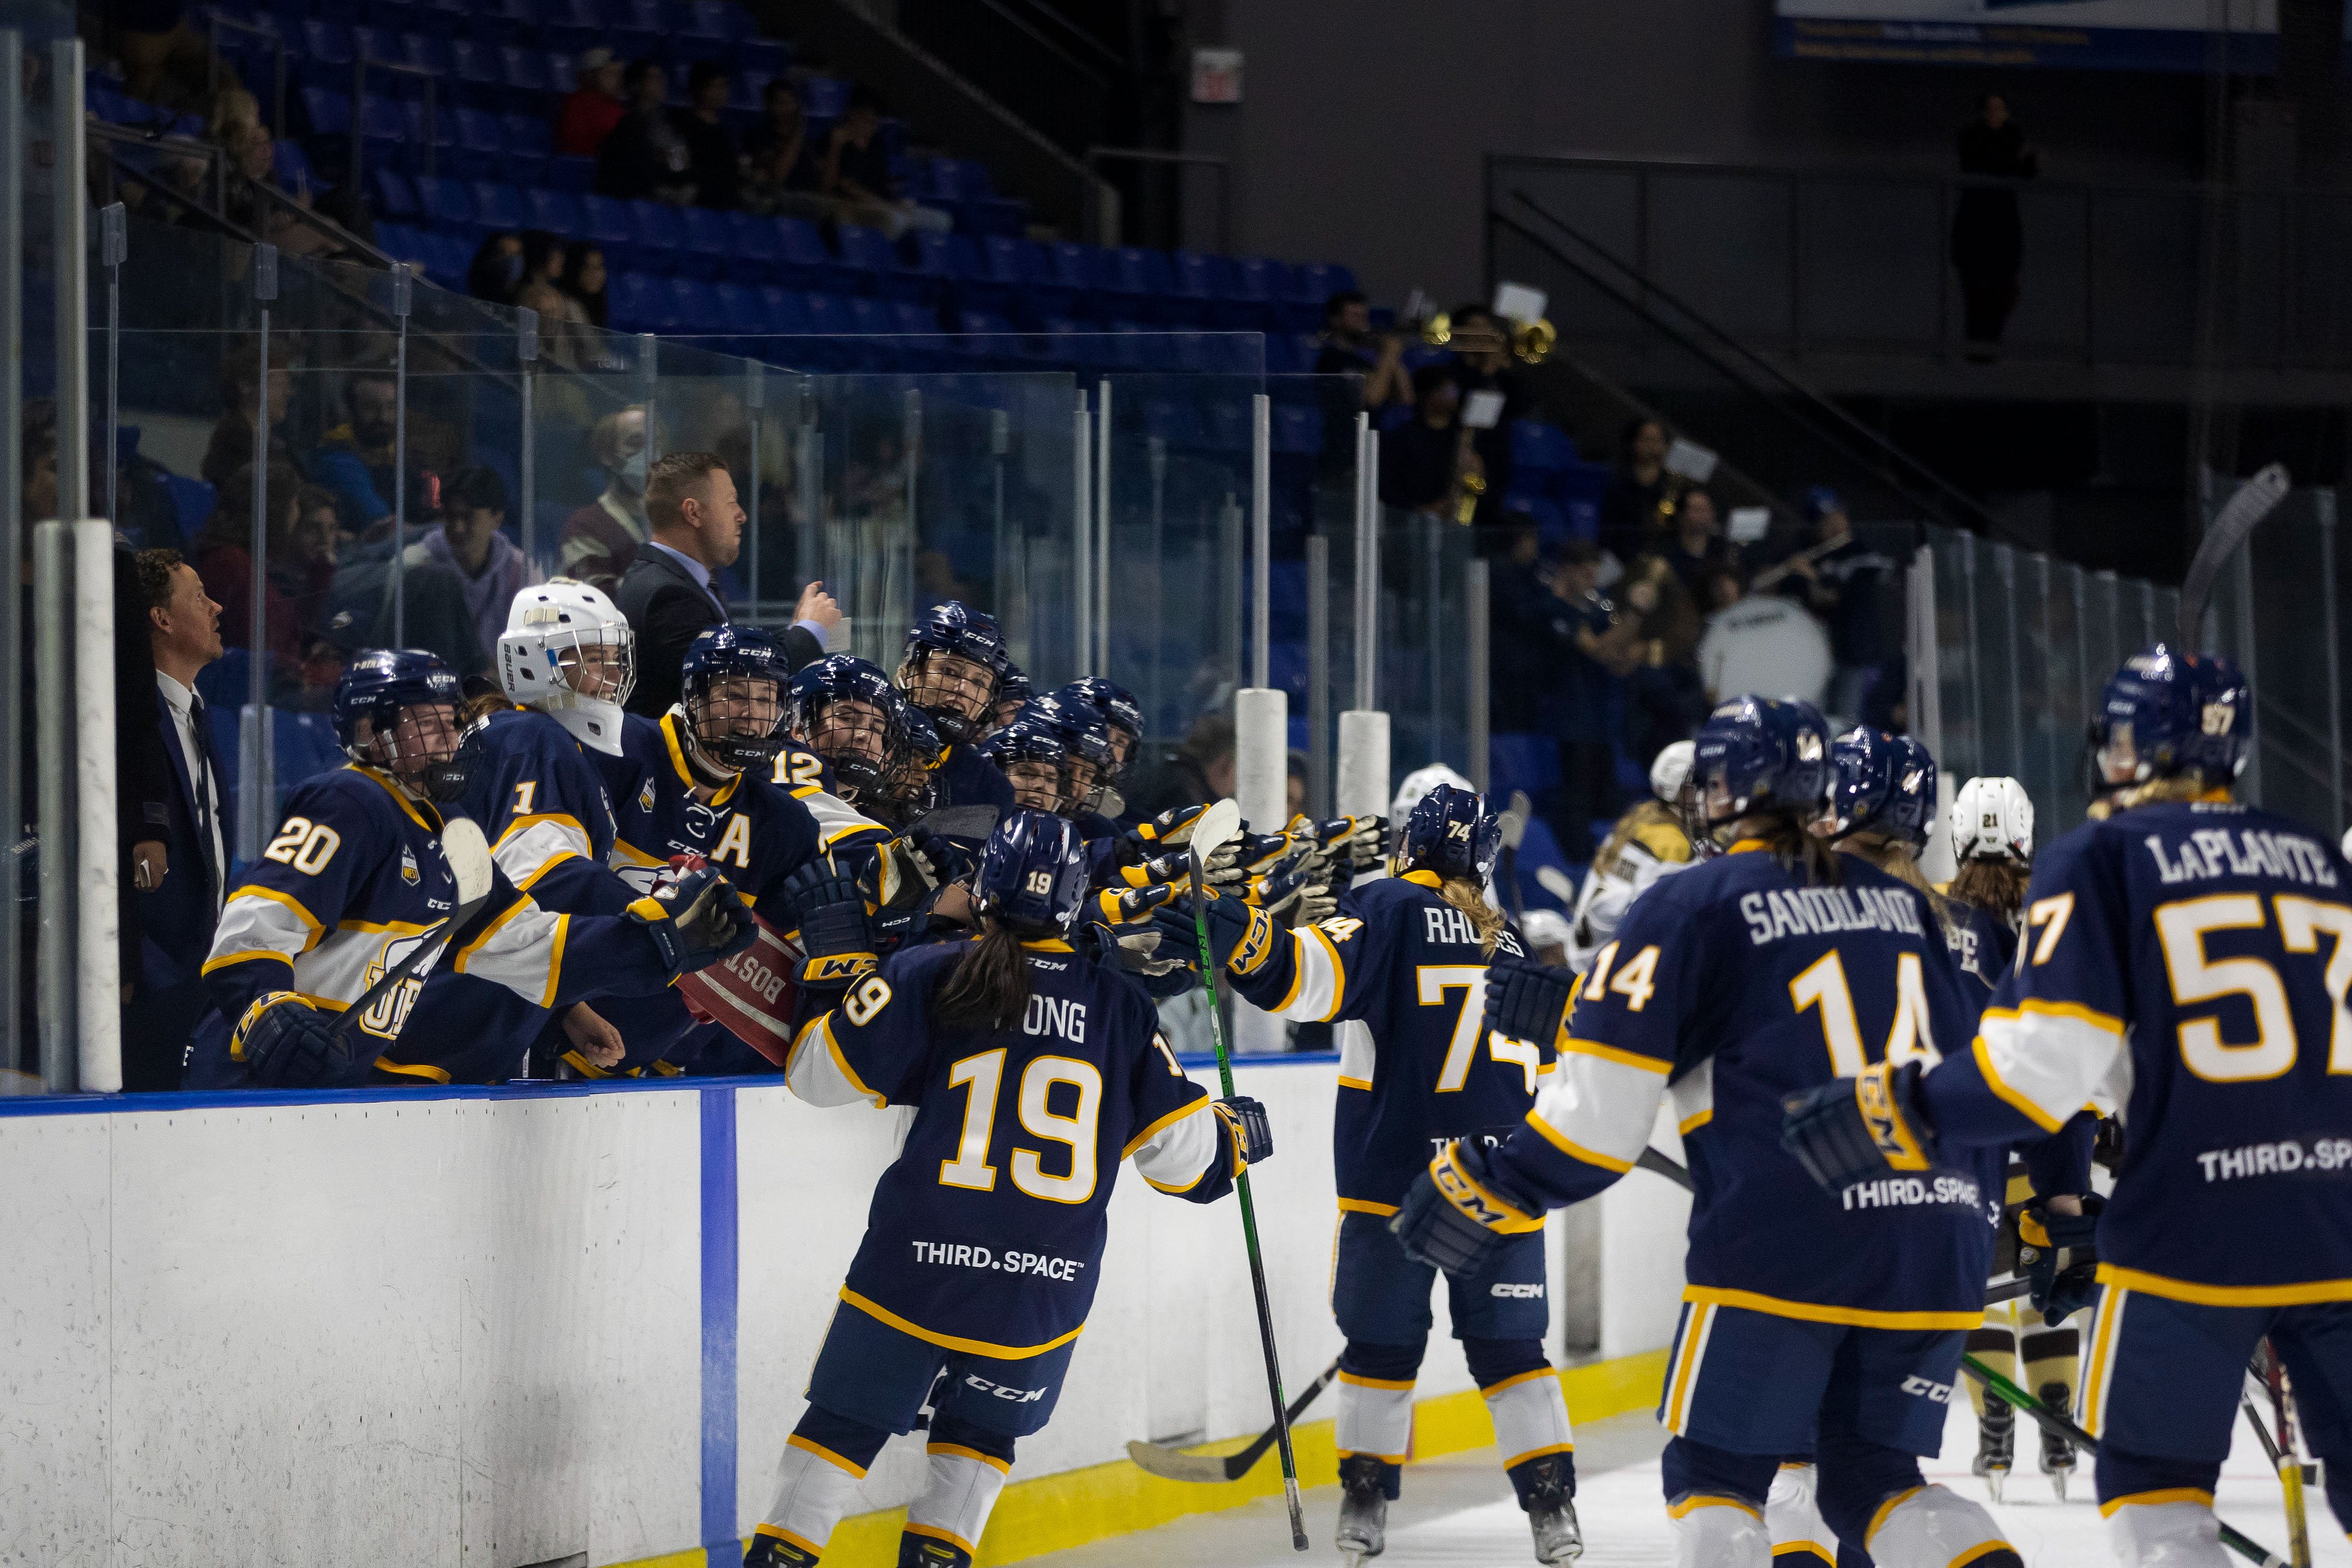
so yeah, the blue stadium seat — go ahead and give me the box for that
[545,155,596,194]
[670,278,723,335]
[421,231,474,290]
[800,291,849,338]
[451,109,504,178]
[759,286,810,335]
[370,166,419,220]
[1507,420,1579,477]
[800,75,848,118]
[301,19,354,67]
[396,31,452,76]
[831,223,894,294]
[581,194,636,255]
[627,200,685,272]
[723,211,781,282]
[161,473,217,547]
[498,44,551,97]
[397,98,454,175]
[545,49,579,94]
[899,230,979,305]
[606,271,662,331]
[770,218,830,287]
[541,0,608,54]
[680,205,733,280]
[471,181,523,232]
[524,187,583,236]
[610,0,664,57]
[713,281,764,336]
[413,174,476,233]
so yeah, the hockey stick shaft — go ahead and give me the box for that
[328,899,478,1048]
[1962,1356,2286,1568]
[1221,1359,1338,1479]
[1188,856,1308,1552]
[2261,1345,2312,1568]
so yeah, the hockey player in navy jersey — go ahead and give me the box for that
[979,718,1074,817]
[1169,782,1580,1565]
[1941,776,2035,1001]
[581,626,824,1075]
[894,602,1015,814]
[1393,696,2022,1568]
[398,580,647,1081]
[186,649,755,1089]
[744,810,1272,1568]
[1057,676,1144,815]
[1786,645,2352,1565]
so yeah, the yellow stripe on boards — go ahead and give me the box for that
[609,1349,1670,1568]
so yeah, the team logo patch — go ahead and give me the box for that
[400,846,420,885]
[639,780,656,813]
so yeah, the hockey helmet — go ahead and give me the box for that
[1649,740,1696,805]
[789,654,904,803]
[333,648,475,803]
[1951,776,2034,864]
[681,625,788,774]
[1056,678,1145,774]
[973,808,1089,935]
[980,718,1073,817]
[2089,644,2251,795]
[1399,781,1502,885]
[497,579,635,755]
[898,601,1006,744]
[1691,695,1833,838]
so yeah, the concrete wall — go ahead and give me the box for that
[1180,0,2210,303]
[0,1059,1688,1568]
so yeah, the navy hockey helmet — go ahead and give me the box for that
[1024,691,1115,806]
[332,647,475,803]
[1400,781,1502,885]
[979,718,1072,816]
[2089,643,2251,795]
[989,662,1032,733]
[972,808,1089,935]
[899,601,1007,743]
[877,698,944,822]
[1691,695,1833,838]
[788,654,904,801]
[680,625,788,773]
[1055,678,1144,773]
[1823,727,1933,851]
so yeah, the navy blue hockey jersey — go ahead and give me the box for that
[601,711,822,907]
[1943,898,2020,1001]
[1491,845,2000,1330]
[935,743,1015,814]
[785,935,1234,1356]
[1228,871,1547,1212]
[189,763,672,1087]
[1921,799,2352,1305]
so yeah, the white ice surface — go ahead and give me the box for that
[1027,1400,2350,1566]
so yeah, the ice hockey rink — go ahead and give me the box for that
[1033,1403,2350,1568]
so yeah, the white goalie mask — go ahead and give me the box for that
[1950,776,2033,864]
[1650,740,1696,805]
[498,579,636,755]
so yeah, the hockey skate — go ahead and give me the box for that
[898,1533,969,1568]
[2036,1382,2076,1501]
[1519,1455,1583,1563]
[1336,1455,1389,1565]
[1972,1398,2014,1503]
[744,1530,821,1567]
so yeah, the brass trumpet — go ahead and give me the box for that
[1417,311,1554,364]
[1512,317,1556,365]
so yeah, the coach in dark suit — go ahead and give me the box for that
[615,450,841,717]
[126,547,229,1089]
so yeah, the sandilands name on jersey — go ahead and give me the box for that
[1738,884,1926,947]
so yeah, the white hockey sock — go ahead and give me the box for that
[1335,1372,1415,1465]
[1764,1462,1836,1564]
[1483,1367,1574,1474]
[2105,1495,2231,1567]
[903,1439,1011,1562]
[756,1433,870,1558]
[1865,1482,2015,1567]
[1667,1493,1770,1567]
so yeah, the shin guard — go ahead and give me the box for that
[903,1422,1014,1567]
[756,1418,886,1561]
[2104,1497,2231,1567]
[1483,1367,1575,1505]
[1863,1484,2020,1568]
[1336,1351,1417,1500]
[1765,1463,1837,1565]
[1669,1494,1771,1567]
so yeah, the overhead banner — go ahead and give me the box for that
[1774,0,2279,73]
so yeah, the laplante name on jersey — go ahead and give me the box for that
[2143,827,2340,888]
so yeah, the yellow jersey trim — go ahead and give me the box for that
[1681,1285,1983,1331]
[1337,1074,1373,1092]
[1401,869,1444,888]
[1310,922,1351,1023]
[788,1434,869,1479]
[1560,1037,1672,1075]
[903,1522,976,1555]
[1981,995,2126,1037]
[2098,1487,2213,1519]
[1337,1372,1415,1391]
[452,893,529,970]
[822,1016,886,1107]
[839,1288,1085,1360]
[339,916,436,936]
[352,762,443,834]
[1502,1440,1575,1470]
[1967,1036,2068,1134]
[1678,1109,1714,1137]
[1771,1546,1835,1564]
[2095,1264,2352,1307]
[1121,1096,1208,1159]
[927,1442,1012,1476]
[1667,1494,1761,1521]
[372,1058,453,1084]
[1480,1367,1557,1397]
[1524,1111,1636,1173]
[661,712,743,805]
[539,913,570,1009]
[1864,1486,1923,1547]
[1337,1197,1400,1216]
[610,837,665,868]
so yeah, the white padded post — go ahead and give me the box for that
[1232,685,1289,1054]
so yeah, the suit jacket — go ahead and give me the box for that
[616,544,823,717]
[137,702,222,994]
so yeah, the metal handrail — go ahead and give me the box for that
[940,0,1113,87]
[1492,199,2023,546]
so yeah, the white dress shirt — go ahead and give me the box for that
[156,670,227,912]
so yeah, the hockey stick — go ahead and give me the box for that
[1498,791,1531,922]
[1961,1357,2287,1568]
[2257,1342,2314,1568]
[1187,798,1308,1552]
[2179,462,2291,647]
[1534,864,1578,906]
[331,817,496,1047]
[1125,1360,1341,1483]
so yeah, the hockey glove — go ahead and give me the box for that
[1779,1058,1939,1194]
[1254,861,1333,926]
[628,866,759,980]
[1484,953,1578,1050]
[1093,880,1179,926]
[1150,890,1278,977]
[1116,849,1193,890]
[2020,1195,2105,1326]
[1121,803,1210,858]
[774,859,877,990]
[1211,1095,1275,1173]
[1203,830,1290,889]
[236,990,356,1088]
[1391,1137,1544,1276]
[909,831,976,889]
[1344,815,1389,873]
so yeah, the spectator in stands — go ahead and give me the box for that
[202,346,291,489]
[1378,364,1473,516]
[1314,291,1411,408]
[555,47,628,158]
[596,59,696,205]
[468,232,526,304]
[1120,709,1236,825]
[1776,486,1898,724]
[308,369,403,530]
[1489,524,1556,735]
[563,241,610,328]
[194,459,309,667]
[1953,93,2038,359]
[616,452,837,715]
[559,405,650,592]
[1658,487,1740,608]
[740,80,821,218]
[1537,538,1643,862]
[112,0,210,110]
[285,482,346,645]
[127,546,227,1089]
[1616,555,1709,773]
[412,466,538,663]
[820,87,953,238]
[1445,303,1533,525]
[1599,417,1671,558]
[678,63,740,211]
[518,231,567,299]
